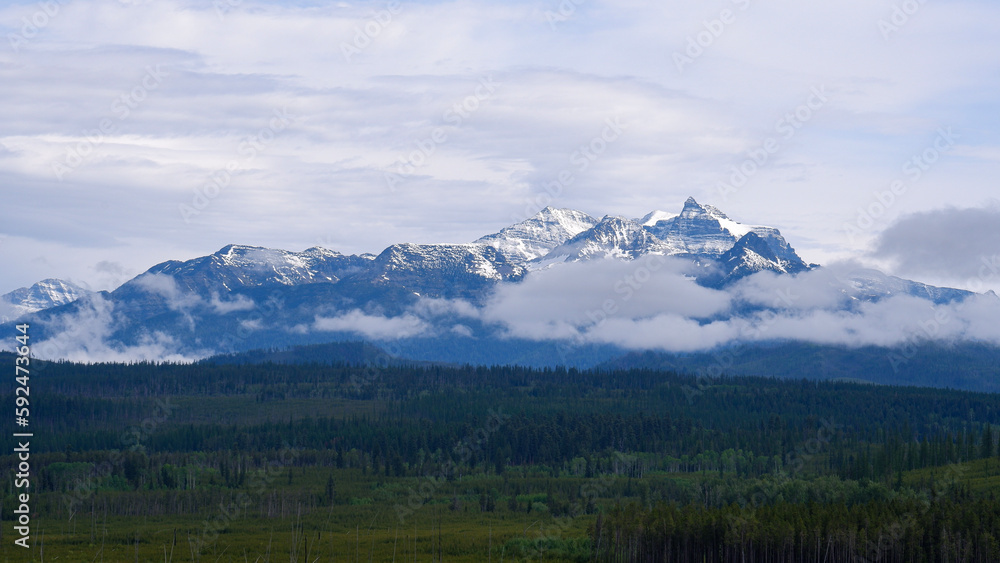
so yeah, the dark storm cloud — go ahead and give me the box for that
[872,206,1000,281]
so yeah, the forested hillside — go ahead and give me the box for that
[1,354,998,560]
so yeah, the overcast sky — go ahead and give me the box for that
[2,0,999,295]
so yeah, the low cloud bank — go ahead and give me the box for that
[473,259,1000,352]
[19,257,1000,362]
[313,310,430,340]
[31,293,204,363]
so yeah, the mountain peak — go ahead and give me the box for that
[541,215,660,263]
[476,207,598,262]
[708,231,810,286]
[680,196,703,216]
[1,278,91,321]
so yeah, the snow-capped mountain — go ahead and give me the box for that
[105,241,525,325]
[644,197,803,263]
[350,243,526,299]
[845,269,972,305]
[135,244,375,294]
[539,215,667,263]
[3,196,983,364]
[475,207,598,262]
[0,278,90,322]
[533,197,809,283]
[708,232,810,286]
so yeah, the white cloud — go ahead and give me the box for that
[481,257,730,341]
[472,260,1000,353]
[450,324,474,337]
[313,310,430,340]
[584,314,739,352]
[239,318,263,331]
[210,292,255,313]
[134,273,201,310]
[31,293,203,363]
[729,267,852,311]
[410,297,480,319]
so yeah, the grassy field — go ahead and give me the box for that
[5,458,1000,561]
[1,466,597,562]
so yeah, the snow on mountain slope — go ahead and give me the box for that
[0,279,91,322]
[10,197,810,318]
[361,243,526,298]
[6,195,989,363]
[539,215,667,264]
[476,207,599,262]
[133,244,374,294]
[642,196,802,261]
[707,232,810,286]
[845,269,972,305]
[639,210,678,226]
[537,197,808,273]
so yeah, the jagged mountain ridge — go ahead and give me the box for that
[844,269,972,305]
[138,244,375,294]
[532,197,809,283]
[540,215,665,262]
[99,196,808,316]
[121,242,525,301]
[709,231,811,286]
[475,207,598,262]
[643,197,802,263]
[347,243,526,299]
[3,197,803,318]
[1,196,982,364]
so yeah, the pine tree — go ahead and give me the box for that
[981,424,994,460]
[325,474,336,505]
